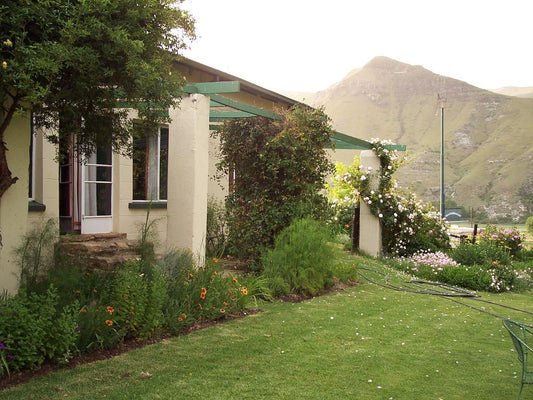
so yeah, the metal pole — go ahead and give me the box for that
[440,106,445,219]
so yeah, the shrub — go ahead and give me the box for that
[478,224,525,257]
[0,286,78,376]
[75,260,167,351]
[160,251,251,334]
[215,107,335,262]
[390,246,531,293]
[450,241,511,266]
[526,216,533,235]
[262,218,336,297]
[206,196,228,257]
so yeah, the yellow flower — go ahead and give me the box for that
[220,309,226,314]
[241,287,248,295]
[105,320,113,326]
[106,306,114,315]
[3,39,12,47]
[2,61,7,69]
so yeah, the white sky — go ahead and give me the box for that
[181,0,532,93]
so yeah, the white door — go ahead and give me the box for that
[81,145,113,234]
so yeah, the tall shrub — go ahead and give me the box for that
[215,106,335,262]
[262,218,336,297]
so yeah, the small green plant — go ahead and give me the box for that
[0,286,79,376]
[206,196,228,257]
[138,202,159,264]
[15,218,58,293]
[262,218,336,297]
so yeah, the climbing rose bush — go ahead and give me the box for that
[328,138,450,256]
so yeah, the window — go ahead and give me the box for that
[132,127,168,201]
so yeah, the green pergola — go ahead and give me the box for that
[183,81,405,151]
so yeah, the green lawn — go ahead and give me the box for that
[2,255,531,399]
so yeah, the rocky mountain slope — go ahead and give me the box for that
[299,57,533,220]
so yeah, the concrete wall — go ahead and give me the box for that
[0,112,31,293]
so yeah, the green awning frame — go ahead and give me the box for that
[183,81,405,151]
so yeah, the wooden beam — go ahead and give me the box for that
[332,132,373,149]
[209,94,282,120]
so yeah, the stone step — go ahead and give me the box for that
[57,233,142,271]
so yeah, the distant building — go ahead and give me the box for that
[445,208,463,221]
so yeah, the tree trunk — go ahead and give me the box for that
[0,94,21,199]
[0,139,18,198]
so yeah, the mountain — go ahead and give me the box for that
[491,87,533,98]
[302,57,533,220]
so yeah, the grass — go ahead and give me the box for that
[2,254,532,399]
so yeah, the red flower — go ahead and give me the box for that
[105,320,113,326]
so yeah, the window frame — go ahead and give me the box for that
[131,126,169,203]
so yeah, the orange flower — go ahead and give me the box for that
[105,320,113,326]
[232,278,238,283]
[75,290,80,295]
[201,287,207,294]
[213,271,218,276]
[198,303,203,310]
[200,292,206,299]
[233,265,237,270]
[213,258,219,263]
[223,302,229,306]
[241,287,248,295]
[178,317,183,322]
[81,308,87,313]
[93,289,98,293]
[106,306,114,315]
[182,313,187,319]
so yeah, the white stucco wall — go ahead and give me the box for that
[359,149,382,257]
[0,112,31,293]
[166,94,210,260]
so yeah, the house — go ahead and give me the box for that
[0,59,382,294]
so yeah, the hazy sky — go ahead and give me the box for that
[181,0,532,93]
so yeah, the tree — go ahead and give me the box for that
[0,0,195,198]
[215,106,335,263]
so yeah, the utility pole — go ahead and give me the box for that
[438,94,446,220]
